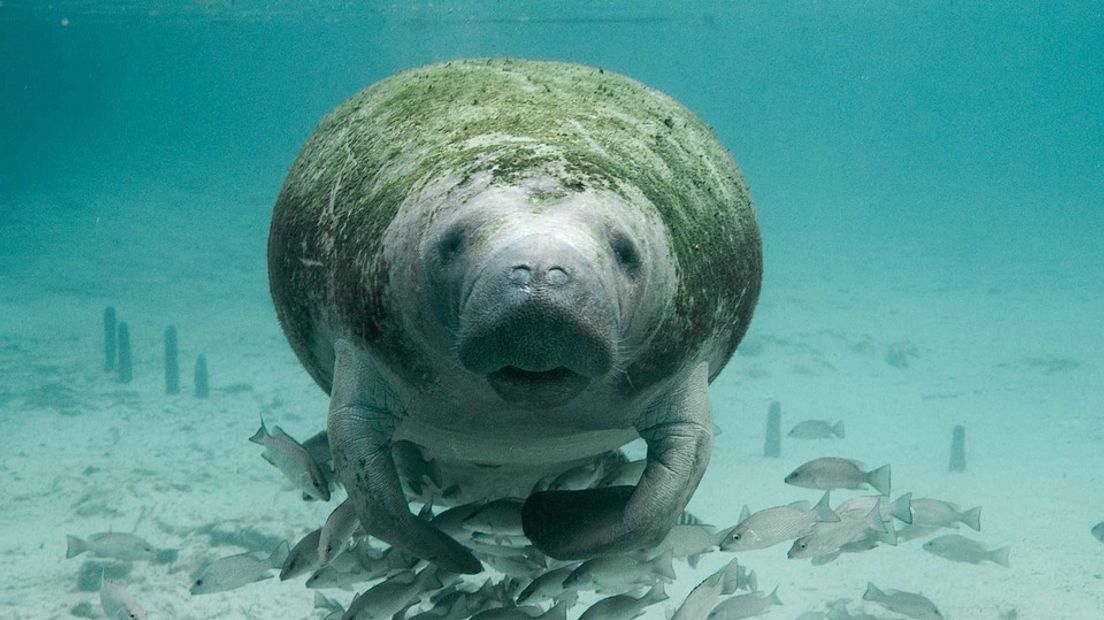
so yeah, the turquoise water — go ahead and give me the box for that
[2,2,1102,619]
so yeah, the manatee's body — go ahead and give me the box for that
[268,58,761,573]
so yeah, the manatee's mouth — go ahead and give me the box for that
[486,365,591,409]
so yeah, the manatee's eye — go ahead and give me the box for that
[437,226,466,264]
[610,231,641,277]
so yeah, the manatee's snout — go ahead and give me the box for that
[457,235,617,408]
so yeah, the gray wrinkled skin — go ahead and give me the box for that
[268,58,762,573]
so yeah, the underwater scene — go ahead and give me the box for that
[2,2,1102,619]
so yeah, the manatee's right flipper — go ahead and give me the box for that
[523,362,713,559]
[327,339,481,574]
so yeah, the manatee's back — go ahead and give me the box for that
[268,58,761,395]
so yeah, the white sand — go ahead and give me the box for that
[1,183,1101,619]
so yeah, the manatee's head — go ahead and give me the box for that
[420,177,674,409]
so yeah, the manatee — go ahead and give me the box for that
[267,58,762,574]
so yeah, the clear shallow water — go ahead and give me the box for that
[2,2,1102,619]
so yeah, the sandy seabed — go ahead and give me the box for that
[1,185,1101,619]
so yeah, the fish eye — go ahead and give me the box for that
[731,533,741,541]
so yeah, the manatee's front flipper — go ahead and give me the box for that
[327,339,481,574]
[523,362,713,560]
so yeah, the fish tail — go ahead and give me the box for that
[867,464,891,496]
[992,546,1011,568]
[269,540,291,569]
[249,415,268,445]
[65,535,86,559]
[745,569,758,593]
[645,581,668,604]
[833,420,846,438]
[812,491,839,523]
[542,599,568,620]
[767,585,782,606]
[652,549,676,581]
[961,506,982,531]
[890,492,913,524]
[863,581,883,601]
[720,558,740,595]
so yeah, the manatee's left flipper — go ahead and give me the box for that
[327,339,482,574]
[523,362,713,559]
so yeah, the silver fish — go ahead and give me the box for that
[1093,521,1104,543]
[579,583,667,620]
[250,419,331,501]
[563,550,675,592]
[66,533,159,562]
[656,524,728,563]
[863,582,942,619]
[788,420,845,439]
[516,566,576,605]
[788,506,890,559]
[722,492,839,551]
[835,493,912,524]
[922,534,1010,567]
[306,544,414,590]
[909,498,980,531]
[190,541,289,595]
[673,566,725,620]
[281,528,323,580]
[100,578,146,620]
[341,567,443,620]
[707,586,782,619]
[785,458,890,496]
[319,498,360,565]
[393,439,444,495]
[471,599,569,620]
[432,500,487,540]
[408,592,471,620]
[461,498,526,537]
[598,459,647,487]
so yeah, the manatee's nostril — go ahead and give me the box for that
[509,266,532,285]
[545,266,570,286]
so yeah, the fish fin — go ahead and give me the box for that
[249,416,268,445]
[833,420,845,439]
[677,510,706,526]
[269,541,291,569]
[645,581,668,604]
[739,504,751,523]
[767,585,782,605]
[746,569,758,593]
[811,551,840,565]
[544,599,569,620]
[874,522,898,546]
[787,500,812,511]
[652,549,676,581]
[961,506,982,531]
[687,552,703,569]
[720,558,740,595]
[866,464,891,496]
[65,535,86,559]
[260,452,276,467]
[712,422,724,437]
[891,493,913,524]
[863,582,883,601]
[992,546,1011,568]
[812,492,839,522]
